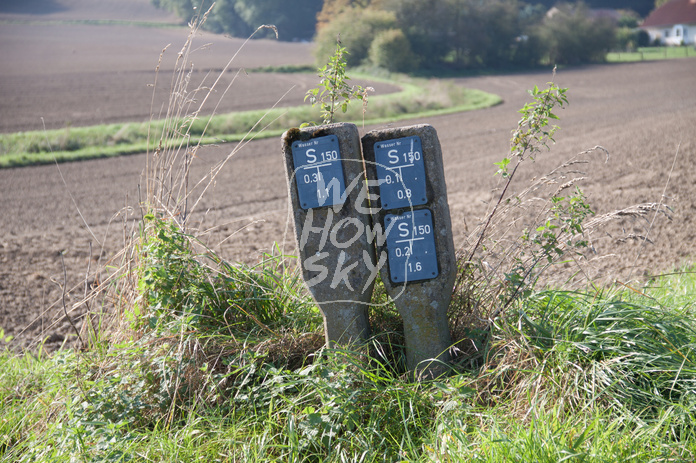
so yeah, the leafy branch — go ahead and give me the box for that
[469,78,569,264]
[304,41,370,125]
[452,76,595,340]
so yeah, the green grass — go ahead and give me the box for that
[607,45,696,62]
[0,74,500,168]
[1,216,694,462]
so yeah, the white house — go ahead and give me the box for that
[641,0,696,45]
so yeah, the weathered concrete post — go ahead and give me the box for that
[282,123,376,347]
[361,124,455,378]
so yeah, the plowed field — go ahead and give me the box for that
[1,0,695,351]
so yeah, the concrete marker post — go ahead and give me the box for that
[361,124,455,379]
[282,123,376,347]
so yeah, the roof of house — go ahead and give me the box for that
[641,0,696,27]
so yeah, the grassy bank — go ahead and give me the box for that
[1,225,694,461]
[607,45,696,62]
[0,75,500,168]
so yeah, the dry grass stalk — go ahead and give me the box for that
[450,142,673,364]
[18,10,288,360]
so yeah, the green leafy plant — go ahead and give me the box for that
[0,327,13,344]
[451,77,605,356]
[136,214,319,338]
[502,187,595,305]
[463,78,572,282]
[496,80,568,178]
[304,41,369,125]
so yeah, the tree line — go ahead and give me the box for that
[153,0,661,71]
[315,0,622,71]
[151,0,323,41]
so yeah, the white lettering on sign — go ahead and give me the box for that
[398,221,409,237]
[388,149,399,165]
[304,149,339,165]
[385,209,438,283]
[306,148,317,163]
[294,155,436,303]
[294,139,323,149]
[374,135,427,210]
[292,135,345,209]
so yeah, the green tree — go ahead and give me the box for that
[233,0,323,40]
[617,10,640,28]
[462,0,522,68]
[151,0,322,41]
[317,0,378,30]
[637,28,651,47]
[204,0,251,36]
[509,28,546,67]
[152,0,197,18]
[615,27,638,51]
[369,28,417,72]
[542,2,617,65]
[314,7,398,66]
[380,0,455,68]
[381,0,527,70]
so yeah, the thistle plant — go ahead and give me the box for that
[305,40,368,125]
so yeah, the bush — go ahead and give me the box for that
[637,29,651,47]
[313,8,398,67]
[369,28,417,72]
[381,0,460,68]
[615,27,638,52]
[509,29,547,67]
[542,2,617,65]
[152,0,322,41]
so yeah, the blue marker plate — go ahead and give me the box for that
[374,135,427,210]
[385,209,438,283]
[292,135,346,209]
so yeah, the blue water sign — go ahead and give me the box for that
[385,209,438,283]
[291,135,346,209]
[374,135,427,210]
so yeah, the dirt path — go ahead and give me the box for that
[1,1,695,351]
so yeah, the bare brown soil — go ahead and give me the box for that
[0,20,317,132]
[1,0,695,351]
